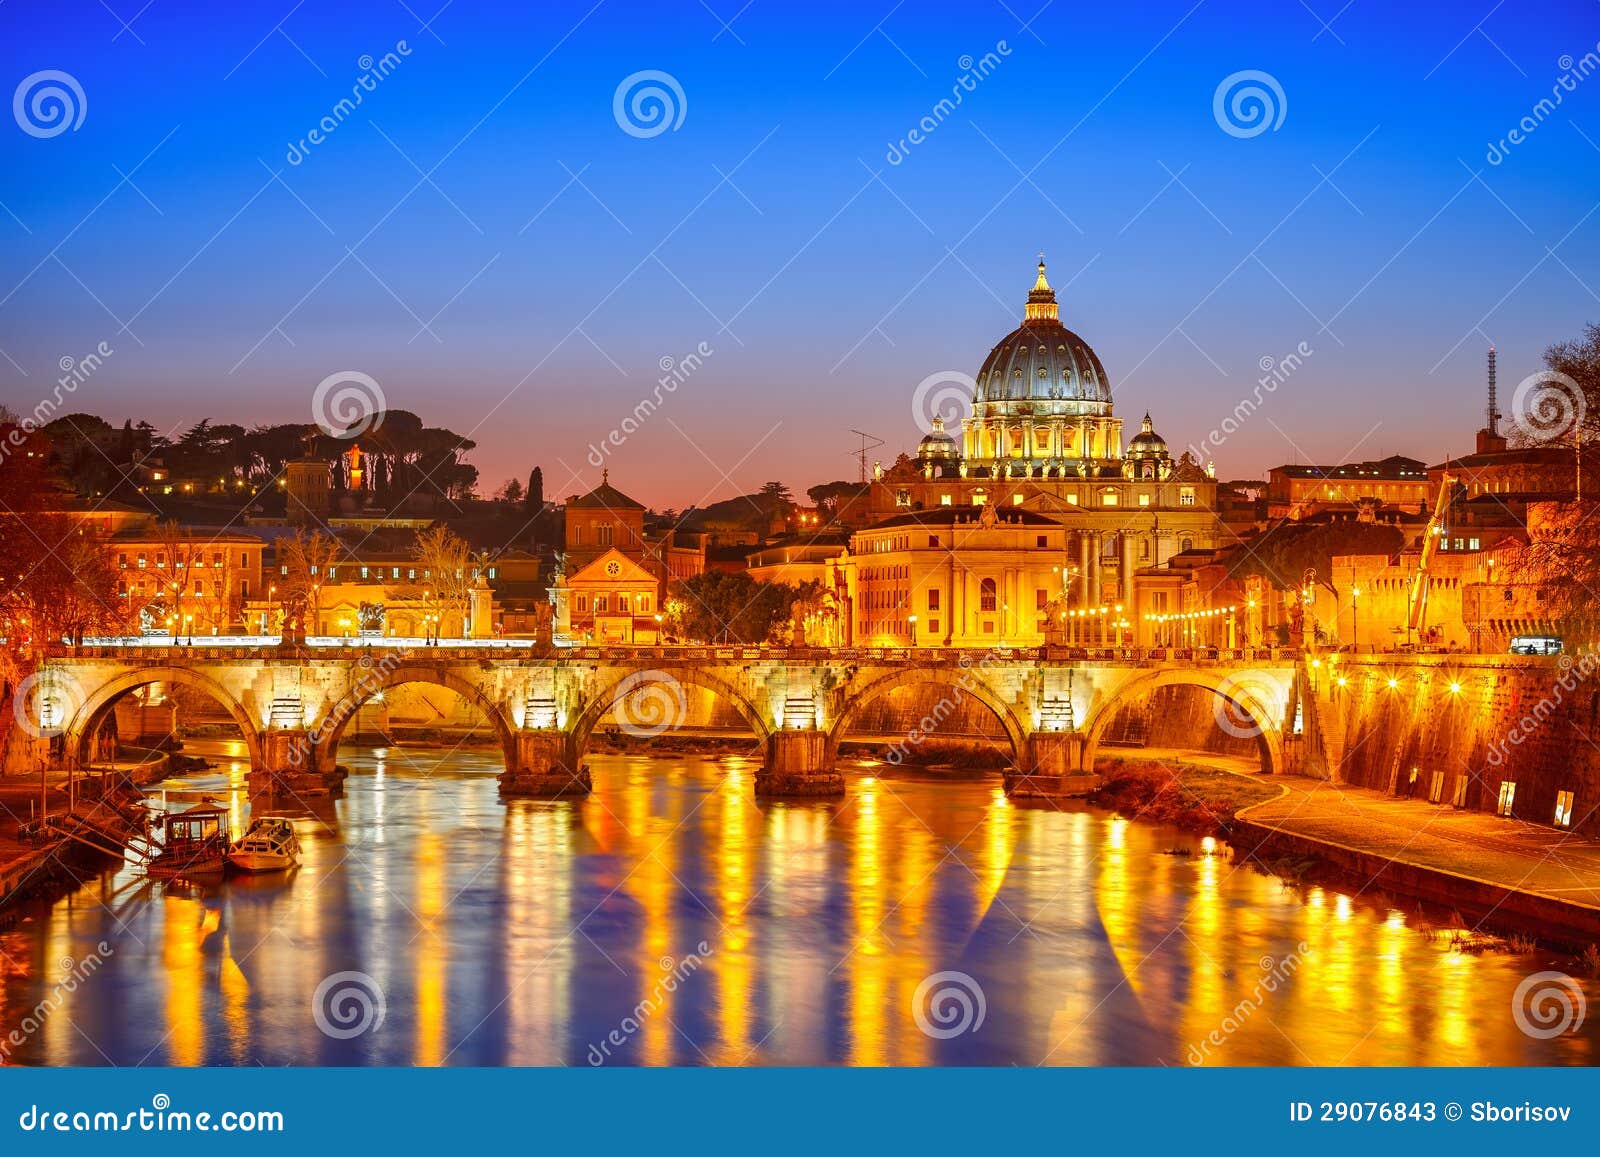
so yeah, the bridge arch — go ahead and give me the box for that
[311,663,519,773]
[826,666,1027,761]
[1081,668,1288,776]
[570,665,773,758]
[66,664,263,771]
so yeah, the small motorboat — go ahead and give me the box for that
[227,816,300,873]
[147,801,231,880]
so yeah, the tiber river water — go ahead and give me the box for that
[0,738,1595,1067]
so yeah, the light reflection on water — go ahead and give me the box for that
[0,739,1594,1067]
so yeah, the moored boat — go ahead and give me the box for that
[227,816,300,873]
[147,801,230,879]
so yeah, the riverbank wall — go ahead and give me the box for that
[1307,653,1598,836]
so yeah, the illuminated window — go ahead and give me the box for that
[939,494,952,506]
[1179,488,1195,506]
[1012,493,1024,505]
[1065,493,1078,505]
[1555,790,1575,828]
[1496,780,1516,817]
[1138,493,1150,507]
[1100,490,1118,507]
[980,578,997,611]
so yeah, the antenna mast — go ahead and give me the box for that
[848,429,885,484]
[1487,346,1500,437]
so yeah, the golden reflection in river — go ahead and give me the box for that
[758,799,830,1063]
[160,894,211,1066]
[501,802,572,1065]
[412,830,447,1066]
[4,747,1599,1066]
[709,757,753,1063]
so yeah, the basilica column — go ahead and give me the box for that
[1121,533,1135,621]
[1089,532,1102,613]
[1077,532,1091,611]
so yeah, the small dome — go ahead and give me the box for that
[1127,411,1167,455]
[917,415,958,461]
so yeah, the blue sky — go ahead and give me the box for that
[2,0,1598,506]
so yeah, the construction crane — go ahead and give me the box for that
[847,429,884,484]
[1407,470,1456,641]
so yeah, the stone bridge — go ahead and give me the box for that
[29,644,1305,799]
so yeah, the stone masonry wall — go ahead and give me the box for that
[1317,654,1600,836]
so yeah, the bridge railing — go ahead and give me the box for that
[47,641,1303,665]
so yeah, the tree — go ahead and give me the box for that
[279,529,343,635]
[759,481,793,503]
[1228,519,1404,594]
[1532,321,1600,443]
[526,467,544,514]
[1504,501,1600,620]
[495,477,525,505]
[0,419,131,659]
[667,572,810,644]
[807,480,868,519]
[387,525,472,638]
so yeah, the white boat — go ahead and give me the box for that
[227,816,300,873]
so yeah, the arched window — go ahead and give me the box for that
[980,578,997,612]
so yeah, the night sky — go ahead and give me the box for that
[2,0,1598,507]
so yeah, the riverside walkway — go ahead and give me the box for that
[1127,747,1600,944]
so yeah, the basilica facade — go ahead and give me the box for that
[840,259,1225,647]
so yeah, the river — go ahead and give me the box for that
[0,739,1593,1066]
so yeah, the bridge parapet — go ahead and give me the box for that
[35,647,1308,802]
